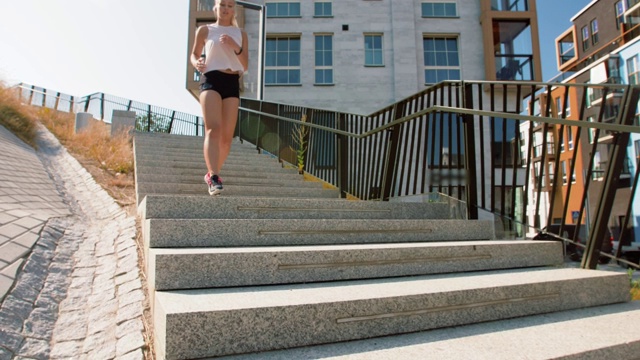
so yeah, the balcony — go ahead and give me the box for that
[495,55,533,81]
[533,142,556,160]
[588,78,625,107]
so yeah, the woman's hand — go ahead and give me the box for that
[219,34,241,54]
[194,57,206,73]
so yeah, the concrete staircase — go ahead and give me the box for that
[134,132,636,360]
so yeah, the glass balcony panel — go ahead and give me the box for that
[491,0,529,11]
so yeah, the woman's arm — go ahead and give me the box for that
[237,30,249,72]
[190,25,208,73]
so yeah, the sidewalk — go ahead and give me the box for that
[0,124,146,359]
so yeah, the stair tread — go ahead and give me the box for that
[216,301,640,360]
[155,268,625,312]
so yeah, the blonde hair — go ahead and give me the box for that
[214,0,239,27]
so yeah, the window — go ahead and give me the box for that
[265,37,301,85]
[555,97,562,116]
[635,140,640,162]
[587,116,595,144]
[590,19,599,45]
[266,2,301,17]
[315,35,333,84]
[615,1,626,30]
[423,36,461,84]
[559,132,565,152]
[628,55,640,85]
[364,34,384,66]
[562,161,567,185]
[314,1,332,17]
[422,2,457,17]
[581,26,589,52]
[567,128,574,150]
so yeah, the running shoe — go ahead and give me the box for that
[204,173,223,195]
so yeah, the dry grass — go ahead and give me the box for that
[37,107,134,174]
[0,82,39,147]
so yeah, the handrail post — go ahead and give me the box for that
[337,113,348,198]
[582,86,640,269]
[100,93,105,120]
[380,102,405,201]
[462,82,479,220]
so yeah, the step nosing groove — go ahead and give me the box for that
[277,254,492,270]
[335,292,560,324]
[238,206,391,213]
[259,228,435,235]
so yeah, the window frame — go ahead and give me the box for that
[364,33,384,67]
[423,35,461,85]
[265,36,302,86]
[581,26,590,52]
[313,1,333,17]
[266,2,301,18]
[590,19,599,45]
[615,1,625,30]
[314,34,334,85]
[421,1,458,18]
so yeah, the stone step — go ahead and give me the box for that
[217,301,640,359]
[138,195,450,220]
[134,158,287,171]
[134,153,279,164]
[144,219,494,248]
[134,164,299,176]
[136,174,320,189]
[134,138,260,153]
[149,240,563,290]
[153,268,629,359]
[137,185,340,205]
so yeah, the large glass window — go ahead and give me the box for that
[422,2,457,17]
[265,37,301,85]
[315,35,333,84]
[590,19,599,45]
[423,36,460,84]
[581,26,590,52]
[493,20,533,80]
[266,2,301,17]
[364,34,384,66]
[314,1,332,17]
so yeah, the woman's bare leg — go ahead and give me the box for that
[200,90,224,176]
[216,97,240,170]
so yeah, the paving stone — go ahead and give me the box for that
[49,340,83,358]
[0,259,24,280]
[116,301,143,325]
[116,318,143,340]
[0,242,30,264]
[117,279,141,296]
[0,347,13,360]
[1,296,33,323]
[116,330,145,357]
[0,328,24,353]
[13,232,40,251]
[17,337,50,360]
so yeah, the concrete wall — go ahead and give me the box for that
[241,0,485,115]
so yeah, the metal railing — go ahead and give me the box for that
[11,80,640,270]
[236,80,640,270]
[13,83,204,136]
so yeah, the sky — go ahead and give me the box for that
[0,0,594,117]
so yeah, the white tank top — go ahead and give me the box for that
[203,24,244,74]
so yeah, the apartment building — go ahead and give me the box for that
[535,0,640,242]
[186,0,542,115]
